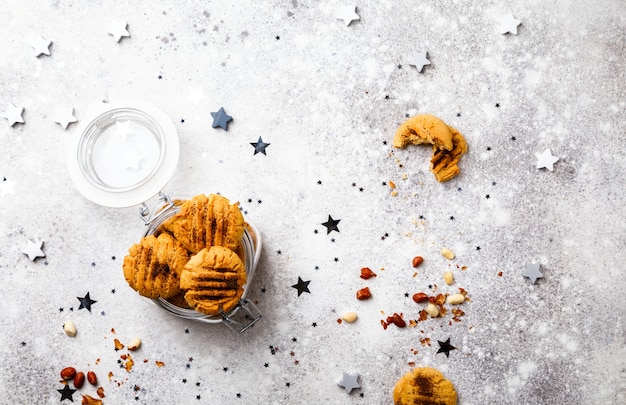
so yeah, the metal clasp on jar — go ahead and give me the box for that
[139,192,175,226]
[220,299,262,333]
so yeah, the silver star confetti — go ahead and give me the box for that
[22,239,46,261]
[108,20,130,42]
[337,372,360,394]
[2,103,24,126]
[336,5,360,26]
[536,148,559,171]
[52,106,77,129]
[409,50,431,73]
[0,179,16,197]
[500,12,521,35]
[30,34,52,57]
[523,262,543,284]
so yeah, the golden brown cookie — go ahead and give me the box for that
[430,125,468,182]
[123,233,189,299]
[180,246,247,315]
[393,367,457,405]
[393,113,454,151]
[161,194,245,254]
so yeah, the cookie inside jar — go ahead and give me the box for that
[123,193,256,320]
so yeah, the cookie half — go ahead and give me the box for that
[393,113,454,151]
[393,367,457,405]
[430,125,468,182]
[180,246,247,315]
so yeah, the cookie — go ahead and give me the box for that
[180,246,247,315]
[393,367,457,405]
[123,233,189,299]
[393,113,454,151]
[430,125,468,182]
[161,194,245,254]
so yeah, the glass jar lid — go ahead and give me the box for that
[67,101,179,207]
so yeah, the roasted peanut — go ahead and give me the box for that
[87,371,97,386]
[341,311,358,323]
[412,256,424,267]
[74,371,85,389]
[63,321,77,337]
[356,287,372,300]
[443,270,454,285]
[447,294,465,305]
[426,303,439,317]
[60,367,76,380]
[412,292,429,303]
[441,247,455,260]
[127,338,141,351]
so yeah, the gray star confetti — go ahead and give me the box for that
[108,20,130,42]
[336,5,360,26]
[409,50,431,73]
[52,106,77,129]
[2,103,24,126]
[337,372,360,394]
[535,148,559,171]
[22,239,45,261]
[210,107,233,130]
[523,262,543,284]
[30,34,52,57]
[500,12,521,35]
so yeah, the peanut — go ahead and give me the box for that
[447,294,465,305]
[359,267,377,280]
[127,338,141,351]
[63,321,77,337]
[74,371,85,389]
[412,293,429,303]
[341,311,358,323]
[443,271,454,285]
[87,371,97,386]
[412,256,424,267]
[356,287,372,300]
[60,367,76,380]
[426,303,439,318]
[441,247,455,260]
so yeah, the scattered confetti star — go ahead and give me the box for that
[22,239,45,261]
[409,50,431,73]
[336,5,360,26]
[436,338,456,357]
[337,372,360,394]
[0,179,16,197]
[114,120,133,141]
[108,20,130,42]
[291,277,311,297]
[124,149,144,170]
[30,34,52,57]
[523,262,543,284]
[77,292,97,312]
[210,107,233,130]
[250,136,270,155]
[57,384,77,401]
[2,103,24,126]
[321,215,341,234]
[187,87,207,105]
[535,148,559,171]
[500,12,522,35]
[52,106,77,129]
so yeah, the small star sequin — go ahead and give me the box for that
[321,215,341,234]
[409,50,431,73]
[52,106,77,129]
[436,338,456,357]
[210,107,233,130]
[500,12,522,35]
[108,20,130,42]
[337,372,360,394]
[291,277,311,297]
[2,103,25,126]
[0,178,15,197]
[57,384,76,401]
[523,262,543,284]
[77,292,97,312]
[250,136,270,155]
[535,148,559,171]
[30,34,52,57]
[22,239,45,261]
[336,5,360,26]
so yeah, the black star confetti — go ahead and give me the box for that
[57,384,77,401]
[210,107,233,130]
[250,136,270,155]
[436,338,457,357]
[321,215,341,234]
[291,277,311,297]
[77,292,97,312]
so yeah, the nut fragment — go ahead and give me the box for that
[426,303,439,317]
[341,311,358,323]
[63,321,77,337]
[96,386,105,398]
[74,371,85,389]
[127,337,142,351]
[356,287,372,300]
[60,367,76,380]
[447,293,465,305]
[412,292,429,303]
[87,371,98,385]
[359,267,377,280]
[81,395,103,405]
[443,270,454,285]
[441,247,455,260]
[412,256,424,267]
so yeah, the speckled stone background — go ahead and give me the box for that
[1,1,625,404]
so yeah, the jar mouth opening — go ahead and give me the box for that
[77,107,167,193]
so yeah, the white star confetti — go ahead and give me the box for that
[114,120,133,141]
[336,5,360,26]
[0,179,16,197]
[2,103,24,126]
[536,148,559,171]
[22,239,46,261]
[409,50,431,73]
[500,12,521,35]
[124,150,144,170]
[522,262,543,284]
[52,106,77,129]
[30,34,52,57]
[337,372,360,394]
[108,20,130,42]
[187,87,207,105]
